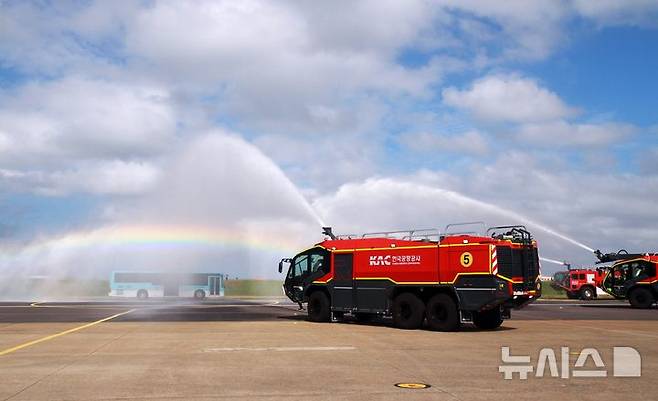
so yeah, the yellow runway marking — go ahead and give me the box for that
[0,309,135,357]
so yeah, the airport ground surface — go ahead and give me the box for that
[0,297,656,400]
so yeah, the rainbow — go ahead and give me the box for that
[2,224,308,257]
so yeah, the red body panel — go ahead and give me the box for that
[565,269,603,291]
[312,235,537,294]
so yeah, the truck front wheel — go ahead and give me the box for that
[473,308,503,330]
[580,287,595,301]
[628,288,655,309]
[307,291,331,322]
[425,294,460,331]
[392,293,425,330]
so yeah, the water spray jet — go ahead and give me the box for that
[539,256,569,266]
[429,186,595,254]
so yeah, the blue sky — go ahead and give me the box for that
[527,26,658,125]
[1,1,658,277]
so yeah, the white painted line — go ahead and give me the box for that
[203,346,356,352]
[0,308,136,356]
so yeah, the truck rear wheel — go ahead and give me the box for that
[392,293,425,330]
[473,308,503,330]
[628,288,655,309]
[580,287,594,301]
[308,291,331,322]
[425,294,459,331]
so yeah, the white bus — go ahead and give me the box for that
[109,271,225,299]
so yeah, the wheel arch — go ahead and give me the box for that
[629,284,657,297]
[305,285,330,302]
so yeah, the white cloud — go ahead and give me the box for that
[639,146,658,174]
[0,2,133,77]
[442,74,577,123]
[120,0,445,133]
[0,77,176,195]
[517,121,635,147]
[400,130,489,155]
[0,78,176,165]
[572,0,658,27]
[0,161,160,196]
[253,133,380,191]
[437,0,570,60]
[121,132,326,226]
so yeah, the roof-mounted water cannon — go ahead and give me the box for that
[487,225,532,245]
[322,227,337,240]
[594,249,654,264]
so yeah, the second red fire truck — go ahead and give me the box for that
[551,267,605,300]
[279,224,541,331]
[551,250,658,308]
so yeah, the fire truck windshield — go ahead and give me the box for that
[283,247,329,304]
[288,249,328,279]
[553,271,568,286]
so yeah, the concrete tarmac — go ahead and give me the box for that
[0,298,656,400]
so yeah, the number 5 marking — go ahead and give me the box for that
[460,252,473,268]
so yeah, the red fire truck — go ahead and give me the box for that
[279,225,541,331]
[552,267,605,300]
[595,250,658,308]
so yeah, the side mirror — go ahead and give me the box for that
[278,258,292,274]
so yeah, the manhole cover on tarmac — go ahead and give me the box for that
[394,383,431,389]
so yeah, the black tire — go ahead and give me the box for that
[628,287,655,309]
[580,287,595,301]
[392,292,425,330]
[136,289,148,299]
[425,294,460,331]
[307,291,331,322]
[473,308,503,330]
[194,289,206,300]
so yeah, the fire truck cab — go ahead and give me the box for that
[596,250,658,308]
[279,225,541,331]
